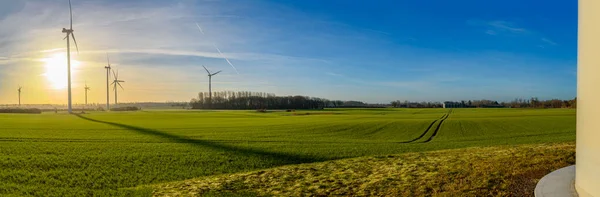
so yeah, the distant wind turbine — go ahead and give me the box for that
[111,70,125,106]
[105,54,112,110]
[62,0,80,114]
[84,82,90,105]
[17,86,22,106]
[203,65,221,105]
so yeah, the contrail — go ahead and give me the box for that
[195,22,239,74]
[195,23,205,35]
[213,44,238,74]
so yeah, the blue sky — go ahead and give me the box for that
[0,0,576,104]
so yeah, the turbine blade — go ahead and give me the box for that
[69,0,73,29]
[71,33,79,54]
[106,53,110,65]
[117,82,124,90]
[202,65,210,74]
[112,70,117,79]
[213,70,222,75]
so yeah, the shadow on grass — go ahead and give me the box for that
[74,114,322,165]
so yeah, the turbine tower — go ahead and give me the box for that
[62,0,80,114]
[105,54,112,110]
[203,65,221,106]
[17,86,22,106]
[84,82,90,105]
[111,70,125,106]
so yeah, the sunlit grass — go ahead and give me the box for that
[0,108,575,196]
[145,142,575,197]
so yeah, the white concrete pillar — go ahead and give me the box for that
[576,0,600,196]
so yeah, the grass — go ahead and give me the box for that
[0,108,576,196]
[146,142,575,197]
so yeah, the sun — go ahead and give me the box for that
[41,53,81,89]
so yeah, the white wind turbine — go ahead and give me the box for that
[111,70,125,106]
[17,86,22,106]
[105,54,112,110]
[84,82,90,105]
[203,65,221,105]
[61,0,80,114]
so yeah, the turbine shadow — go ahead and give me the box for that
[74,114,322,165]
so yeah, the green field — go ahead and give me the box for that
[0,108,575,196]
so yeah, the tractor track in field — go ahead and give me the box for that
[399,112,450,143]
[399,119,439,143]
[422,109,452,143]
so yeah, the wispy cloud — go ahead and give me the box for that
[468,19,561,48]
[325,72,343,77]
[468,20,530,36]
[364,28,391,36]
[0,57,39,66]
[485,30,497,35]
[486,21,529,34]
[541,38,558,45]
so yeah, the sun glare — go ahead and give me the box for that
[41,53,81,89]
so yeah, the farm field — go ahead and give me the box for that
[0,108,576,196]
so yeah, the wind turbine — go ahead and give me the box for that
[203,65,221,105]
[17,86,22,106]
[62,0,80,114]
[105,54,112,110]
[84,82,90,105]
[111,70,125,106]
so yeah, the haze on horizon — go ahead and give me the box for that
[0,0,576,105]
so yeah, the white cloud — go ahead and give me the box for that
[541,38,558,45]
[486,21,529,34]
[485,30,497,35]
[468,19,561,48]
[467,19,529,36]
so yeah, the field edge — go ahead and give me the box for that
[134,141,575,197]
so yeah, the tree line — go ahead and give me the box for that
[390,97,577,109]
[189,91,577,110]
[390,101,444,108]
[190,91,329,109]
[500,97,576,108]
[189,91,397,109]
